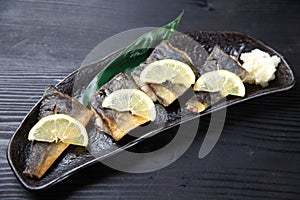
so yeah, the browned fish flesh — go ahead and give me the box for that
[23,86,93,179]
[89,73,149,141]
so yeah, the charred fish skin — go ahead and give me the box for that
[89,73,149,141]
[201,45,248,79]
[23,86,93,179]
[132,40,197,107]
[170,33,209,77]
[186,46,248,113]
[143,40,195,68]
[39,86,93,125]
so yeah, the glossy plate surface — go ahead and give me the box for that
[7,31,295,191]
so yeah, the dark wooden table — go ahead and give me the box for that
[1,0,300,199]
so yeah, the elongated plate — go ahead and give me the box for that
[7,31,295,191]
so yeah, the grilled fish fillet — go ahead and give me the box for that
[23,86,93,179]
[186,45,248,113]
[89,73,149,141]
[131,40,196,107]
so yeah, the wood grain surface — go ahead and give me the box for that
[1,0,300,199]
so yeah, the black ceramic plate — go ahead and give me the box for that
[7,31,295,191]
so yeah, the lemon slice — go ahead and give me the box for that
[102,89,156,121]
[140,59,195,86]
[194,70,246,97]
[28,114,88,147]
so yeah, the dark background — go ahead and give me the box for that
[1,0,300,199]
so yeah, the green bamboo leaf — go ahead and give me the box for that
[81,11,184,106]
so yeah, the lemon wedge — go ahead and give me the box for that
[140,59,195,86]
[102,89,156,121]
[194,70,246,97]
[28,114,88,147]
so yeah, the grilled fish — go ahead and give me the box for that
[169,33,209,77]
[89,73,149,141]
[186,45,248,113]
[23,86,93,179]
[200,45,247,79]
[185,92,224,113]
[131,40,197,107]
